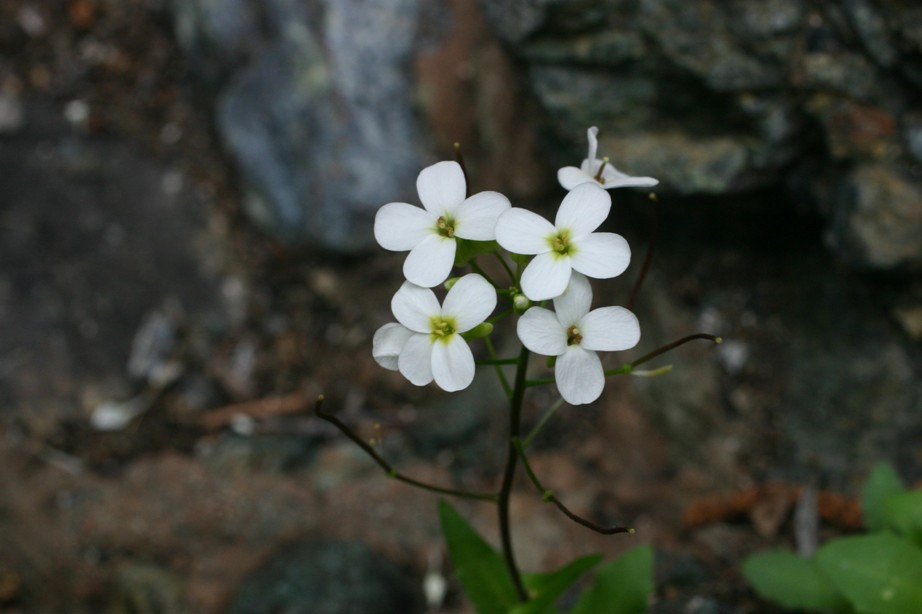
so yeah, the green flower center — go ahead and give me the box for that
[436,215,456,239]
[547,229,574,257]
[430,316,457,344]
[566,325,582,346]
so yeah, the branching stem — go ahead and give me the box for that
[315,397,497,502]
[513,438,633,535]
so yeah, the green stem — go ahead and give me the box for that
[315,397,497,502]
[498,345,531,602]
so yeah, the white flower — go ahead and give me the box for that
[374,161,511,288]
[494,182,631,301]
[378,273,496,392]
[557,126,659,191]
[372,322,415,371]
[516,273,640,405]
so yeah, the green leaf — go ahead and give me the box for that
[512,555,603,614]
[568,545,654,614]
[815,533,922,614]
[438,500,519,614]
[879,491,922,547]
[741,549,850,612]
[863,462,905,532]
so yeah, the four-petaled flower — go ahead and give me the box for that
[374,161,511,288]
[516,273,640,405]
[373,274,497,392]
[557,126,659,191]
[494,182,630,301]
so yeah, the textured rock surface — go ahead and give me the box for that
[481,0,922,271]
[174,0,429,250]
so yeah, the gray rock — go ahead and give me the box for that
[171,0,261,85]
[480,0,922,273]
[175,0,431,251]
[828,163,922,270]
[228,540,423,614]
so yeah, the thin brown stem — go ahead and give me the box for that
[629,333,722,370]
[315,396,497,502]
[513,438,633,535]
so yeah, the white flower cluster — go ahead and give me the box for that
[372,127,655,405]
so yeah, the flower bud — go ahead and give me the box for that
[512,293,531,314]
[443,277,459,291]
[461,322,493,340]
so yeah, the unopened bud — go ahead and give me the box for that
[512,293,531,314]
[461,322,493,340]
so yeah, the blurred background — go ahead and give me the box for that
[1,0,920,612]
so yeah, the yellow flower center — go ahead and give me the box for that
[430,316,457,344]
[547,228,574,257]
[436,215,456,238]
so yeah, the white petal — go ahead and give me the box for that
[392,281,440,333]
[453,191,511,241]
[580,307,641,352]
[586,126,599,164]
[516,307,567,356]
[601,164,659,189]
[555,346,604,405]
[555,183,611,238]
[374,203,434,251]
[416,161,466,216]
[398,333,434,386]
[431,337,475,392]
[403,234,457,288]
[495,208,556,255]
[553,272,592,328]
[557,166,592,191]
[520,252,572,301]
[372,323,414,370]
[441,274,496,332]
[570,232,631,279]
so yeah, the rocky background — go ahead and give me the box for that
[1,0,920,612]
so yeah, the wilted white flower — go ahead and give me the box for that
[557,126,659,191]
[494,182,630,301]
[374,161,510,288]
[516,274,640,405]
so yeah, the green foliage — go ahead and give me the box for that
[877,491,922,547]
[742,550,849,612]
[742,462,922,613]
[439,500,653,614]
[568,546,654,614]
[439,500,520,614]
[514,555,603,614]
[816,534,922,614]
[862,462,905,532]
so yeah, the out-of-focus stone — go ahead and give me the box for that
[227,540,423,614]
[828,163,922,270]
